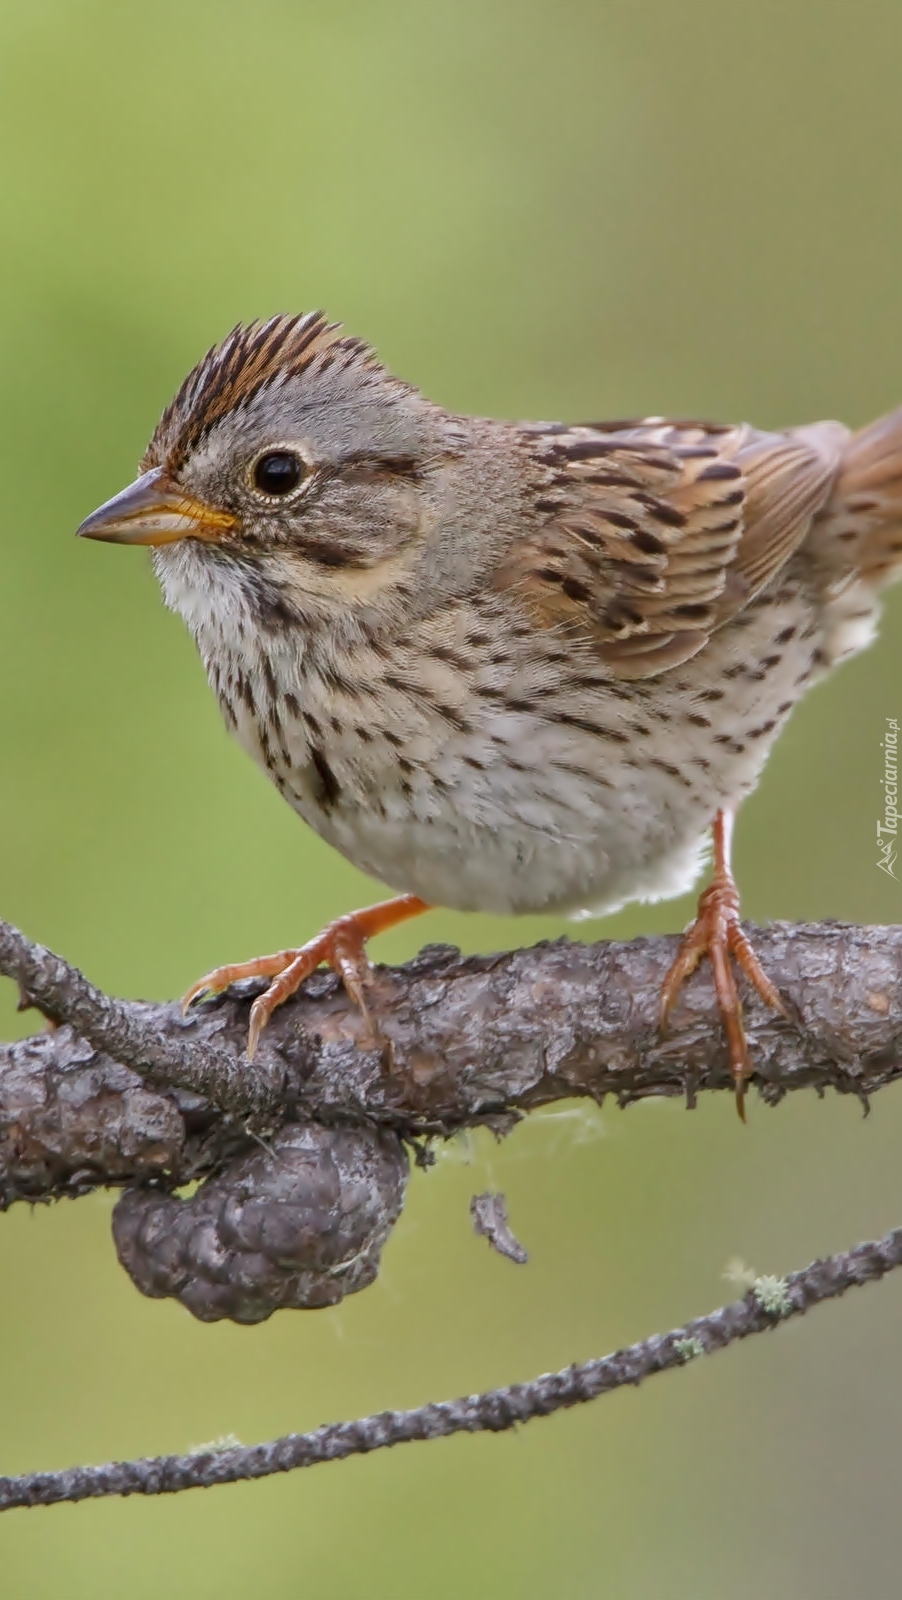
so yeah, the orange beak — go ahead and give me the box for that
[76,467,238,546]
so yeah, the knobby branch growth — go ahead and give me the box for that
[1,913,900,1506]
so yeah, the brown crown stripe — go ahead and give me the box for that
[142,313,385,472]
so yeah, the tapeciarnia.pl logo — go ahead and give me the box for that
[877,717,899,880]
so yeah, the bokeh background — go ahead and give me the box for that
[2,1,902,1594]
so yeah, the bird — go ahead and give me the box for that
[77,312,902,1115]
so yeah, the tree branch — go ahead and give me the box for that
[2,917,901,1196]
[2,1221,900,1512]
[0,920,286,1118]
[2,915,901,1320]
[3,915,901,1487]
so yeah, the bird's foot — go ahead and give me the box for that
[659,873,787,1120]
[182,895,430,1059]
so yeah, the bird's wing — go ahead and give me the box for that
[506,418,846,678]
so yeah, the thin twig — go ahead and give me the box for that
[2,1223,900,1511]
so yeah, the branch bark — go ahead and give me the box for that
[2,916,901,1210]
[2,914,902,1500]
[2,1221,900,1512]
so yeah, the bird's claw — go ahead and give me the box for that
[660,876,787,1120]
[181,894,429,1058]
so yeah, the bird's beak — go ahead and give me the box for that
[76,466,238,546]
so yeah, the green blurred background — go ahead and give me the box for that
[2,0,902,1593]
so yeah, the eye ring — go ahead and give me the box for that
[250,449,307,499]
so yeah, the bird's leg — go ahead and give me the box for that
[659,809,787,1120]
[183,894,431,1059]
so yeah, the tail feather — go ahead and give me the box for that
[814,405,902,590]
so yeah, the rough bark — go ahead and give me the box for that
[2,914,902,1504]
[2,917,901,1214]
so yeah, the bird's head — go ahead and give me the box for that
[77,313,474,633]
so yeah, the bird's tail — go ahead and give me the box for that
[810,405,902,591]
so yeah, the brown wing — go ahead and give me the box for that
[510,417,847,678]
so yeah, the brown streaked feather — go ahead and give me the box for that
[511,418,845,679]
[809,406,902,590]
[142,313,385,473]
[722,421,846,600]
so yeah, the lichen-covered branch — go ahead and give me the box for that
[2,1221,900,1512]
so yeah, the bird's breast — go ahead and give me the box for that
[195,579,833,918]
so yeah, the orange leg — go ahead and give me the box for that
[660,810,787,1120]
[183,895,431,1060]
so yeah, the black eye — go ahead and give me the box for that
[253,451,304,496]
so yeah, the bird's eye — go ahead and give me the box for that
[252,451,305,497]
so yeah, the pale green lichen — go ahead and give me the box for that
[674,1335,705,1363]
[752,1274,792,1317]
[187,1433,243,1456]
[723,1256,758,1291]
[723,1257,792,1317]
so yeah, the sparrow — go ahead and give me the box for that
[77,313,902,1114]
